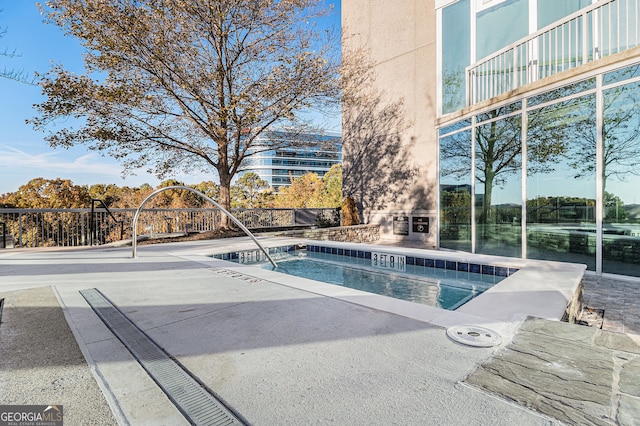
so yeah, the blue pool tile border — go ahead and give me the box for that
[305,245,519,278]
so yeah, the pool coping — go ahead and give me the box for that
[176,237,586,341]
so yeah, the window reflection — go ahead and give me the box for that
[537,0,591,29]
[476,0,528,60]
[604,63,640,86]
[526,94,596,269]
[475,113,522,257]
[440,130,472,251]
[442,0,471,114]
[603,80,640,277]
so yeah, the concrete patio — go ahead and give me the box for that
[0,238,639,425]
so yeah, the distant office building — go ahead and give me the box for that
[344,0,640,278]
[238,132,342,190]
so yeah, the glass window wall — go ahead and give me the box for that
[476,0,528,60]
[537,0,591,29]
[526,94,596,269]
[438,61,640,276]
[442,0,471,114]
[602,78,640,277]
[475,112,522,257]
[440,129,473,251]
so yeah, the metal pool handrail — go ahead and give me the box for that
[131,185,277,268]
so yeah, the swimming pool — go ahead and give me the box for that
[211,244,517,310]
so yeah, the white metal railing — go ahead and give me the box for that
[0,207,339,248]
[466,0,640,105]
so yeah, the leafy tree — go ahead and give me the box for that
[274,172,325,208]
[604,191,627,222]
[150,179,210,208]
[0,178,91,208]
[341,195,360,226]
[109,183,154,208]
[231,172,271,208]
[192,181,220,205]
[526,196,596,223]
[271,166,339,209]
[321,164,342,208]
[88,183,122,206]
[29,0,340,227]
[440,189,472,225]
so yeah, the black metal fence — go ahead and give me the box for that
[0,207,340,248]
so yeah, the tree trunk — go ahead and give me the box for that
[481,169,495,239]
[218,171,232,229]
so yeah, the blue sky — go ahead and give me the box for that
[0,1,341,195]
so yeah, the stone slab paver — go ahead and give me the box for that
[465,317,640,426]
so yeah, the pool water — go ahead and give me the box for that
[265,256,490,310]
[214,248,504,310]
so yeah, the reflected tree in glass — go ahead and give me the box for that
[474,112,522,256]
[571,81,640,193]
[475,111,521,226]
[440,130,472,251]
[526,94,596,269]
[600,78,640,276]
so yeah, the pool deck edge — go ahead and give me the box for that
[178,237,587,341]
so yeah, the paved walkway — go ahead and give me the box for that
[0,239,639,425]
[582,274,640,335]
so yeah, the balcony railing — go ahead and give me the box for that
[466,0,640,105]
[0,207,340,248]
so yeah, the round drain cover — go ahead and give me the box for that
[446,325,502,348]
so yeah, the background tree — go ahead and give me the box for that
[231,172,271,208]
[341,196,360,226]
[29,0,340,226]
[272,168,341,208]
[88,183,122,206]
[604,191,628,222]
[321,164,342,207]
[109,183,154,208]
[192,181,220,206]
[274,173,325,208]
[0,178,90,208]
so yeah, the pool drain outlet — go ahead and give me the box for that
[446,325,502,347]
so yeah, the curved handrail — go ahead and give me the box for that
[131,185,277,268]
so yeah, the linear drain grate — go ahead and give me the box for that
[80,288,245,426]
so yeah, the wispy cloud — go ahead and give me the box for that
[0,144,220,194]
[0,144,123,176]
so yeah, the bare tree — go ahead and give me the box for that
[29,0,340,225]
[567,68,640,190]
[1,13,31,83]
